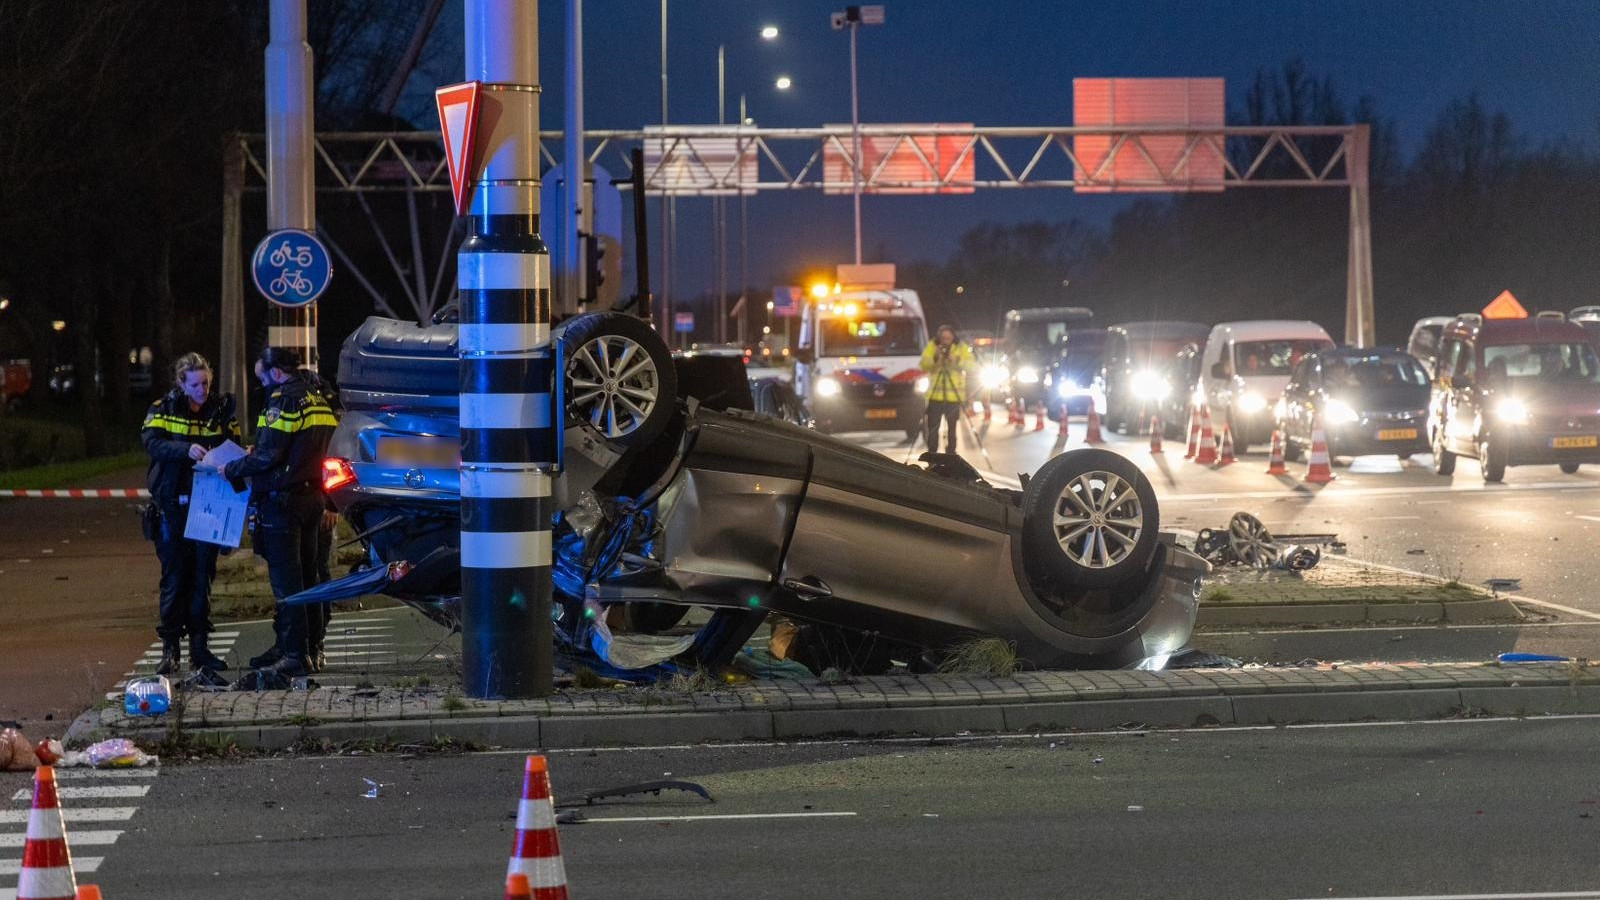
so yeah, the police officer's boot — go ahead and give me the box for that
[190,635,229,672]
[248,644,284,669]
[155,639,180,676]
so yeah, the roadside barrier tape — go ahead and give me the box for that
[0,489,149,498]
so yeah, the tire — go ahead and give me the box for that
[1021,448,1160,590]
[1432,425,1456,476]
[1560,461,1581,475]
[1480,435,1506,483]
[557,313,677,447]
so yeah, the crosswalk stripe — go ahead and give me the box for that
[0,808,136,824]
[10,785,148,801]
[0,829,121,847]
[0,856,102,875]
[52,769,157,780]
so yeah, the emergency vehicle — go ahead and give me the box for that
[794,288,930,436]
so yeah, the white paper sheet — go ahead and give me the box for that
[184,470,250,548]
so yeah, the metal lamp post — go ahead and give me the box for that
[831,5,883,265]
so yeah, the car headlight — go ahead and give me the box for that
[979,365,1008,390]
[816,377,841,397]
[1324,398,1360,425]
[1015,366,1040,384]
[1130,370,1171,400]
[1237,392,1268,414]
[1056,378,1079,399]
[914,376,930,394]
[1495,398,1529,424]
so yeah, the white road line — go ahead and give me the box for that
[52,769,158,780]
[1286,883,1600,890]
[1286,892,1600,900]
[0,856,102,875]
[0,829,121,847]
[1161,481,1598,502]
[1363,515,1421,520]
[10,785,148,802]
[576,811,858,824]
[0,808,136,824]
[1575,515,1600,524]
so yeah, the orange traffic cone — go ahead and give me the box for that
[508,756,570,900]
[505,873,533,900]
[1215,424,1237,466]
[1305,413,1335,484]
[1057,403,1070,437]
[1149,416,1164,453]
[981,399,992,424]
[17,767,76,900]
[1084,404,1104,444]
[1033,402,1046,432]
[75,889,103,900]
[1265,428,1289,475]
[1183,405,1200,459]
[1193,405,1218,465]
[1008,398,1024,427]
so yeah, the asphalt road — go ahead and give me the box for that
[26,717,1600,900]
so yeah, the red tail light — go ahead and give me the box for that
[322,457,357,492]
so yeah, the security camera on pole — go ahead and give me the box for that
[439,0,558,699]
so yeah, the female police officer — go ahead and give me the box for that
[141,352,239,674]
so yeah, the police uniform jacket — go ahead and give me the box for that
[141,390,240,506]
[224,372,338,498]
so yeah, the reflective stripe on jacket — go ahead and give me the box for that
[224,373,337,497]
[141,391,240,503]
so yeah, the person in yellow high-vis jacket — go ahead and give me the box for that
[919,324,976,453]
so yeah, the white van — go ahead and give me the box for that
[1199,320,1335,451]
[794,289,929,436]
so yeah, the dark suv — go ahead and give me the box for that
[1430,313,1600,481]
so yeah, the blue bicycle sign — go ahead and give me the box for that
[251,229,332,307]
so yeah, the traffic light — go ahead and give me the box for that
[580,232,605,305]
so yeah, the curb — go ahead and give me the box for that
[83,665,1600,752]
[1197,596,1523,627]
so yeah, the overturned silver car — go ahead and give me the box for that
[322,311,1207,673]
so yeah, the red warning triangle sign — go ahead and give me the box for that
[1482,290,1528,319]
[436,81,483,216]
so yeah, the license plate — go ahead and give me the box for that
[1376,428,1418,441]
[377,436,458,466]
[864,408,897,420]
[1553,435,1598,449]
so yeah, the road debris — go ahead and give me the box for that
[0,726,41,771]
[577,780,714,806]
[1192,512,1335,570]
[122,675,172,716]
[1484,578,1521,593]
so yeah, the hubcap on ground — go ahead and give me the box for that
[570,335,659,438]
[1051,470,1143,569]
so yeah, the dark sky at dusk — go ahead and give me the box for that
[423,1,1600,302]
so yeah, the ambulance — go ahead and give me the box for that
[794,282,930,437]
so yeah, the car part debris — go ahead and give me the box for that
[1484,578,1521,592]
[577,780,713,806]
[1498,652,1568,663]
[1272,544,1322,571]
[1166,649,1242,668]
[1193,512,1338,569]
[1227,513,1278,568]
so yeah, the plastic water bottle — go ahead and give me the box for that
[123,675,172,716]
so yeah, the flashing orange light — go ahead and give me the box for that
[322,457,357,492]
[809,282,830,300]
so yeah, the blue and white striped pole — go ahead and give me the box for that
[458,0,555,698]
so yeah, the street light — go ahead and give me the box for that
[775,75,792,90]
[716,27,786,345]
[760,24,779,40]
[832,5,884,265]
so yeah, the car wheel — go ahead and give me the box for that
[1021,448,1159,590]
[1432,425,1456,476]
[1480,435,1506,483]
[559,313,677,447]
[1560,461,1581,475]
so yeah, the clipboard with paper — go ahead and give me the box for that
[184,440,250,548]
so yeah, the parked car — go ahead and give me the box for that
[1044,327,1106,417]
[1567,307,1600,341]
[321,311,1208,674]
[1430,312,1600,481]
[1199,320,1336,452]
[997,307,1094,412]
[1405,316,1456,379]
[1101,321,1210,433]
[1274,347,1431,462]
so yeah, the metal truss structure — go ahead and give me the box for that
[220,123,1373,400]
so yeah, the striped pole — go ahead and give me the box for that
[458,0,555,699]
[264,0,319,372]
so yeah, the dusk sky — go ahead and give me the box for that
[422,1,1600,301]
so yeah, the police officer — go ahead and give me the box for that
[220,347,338,678]
[918,324,976,454]
[141,352,239,675]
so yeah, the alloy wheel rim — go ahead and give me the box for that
[1051,470,1143,569]
[570,335,659,438]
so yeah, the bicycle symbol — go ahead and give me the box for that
[269,269,314,298]
[268,241,314,268]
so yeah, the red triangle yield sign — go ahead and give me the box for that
[436,81,483,216]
